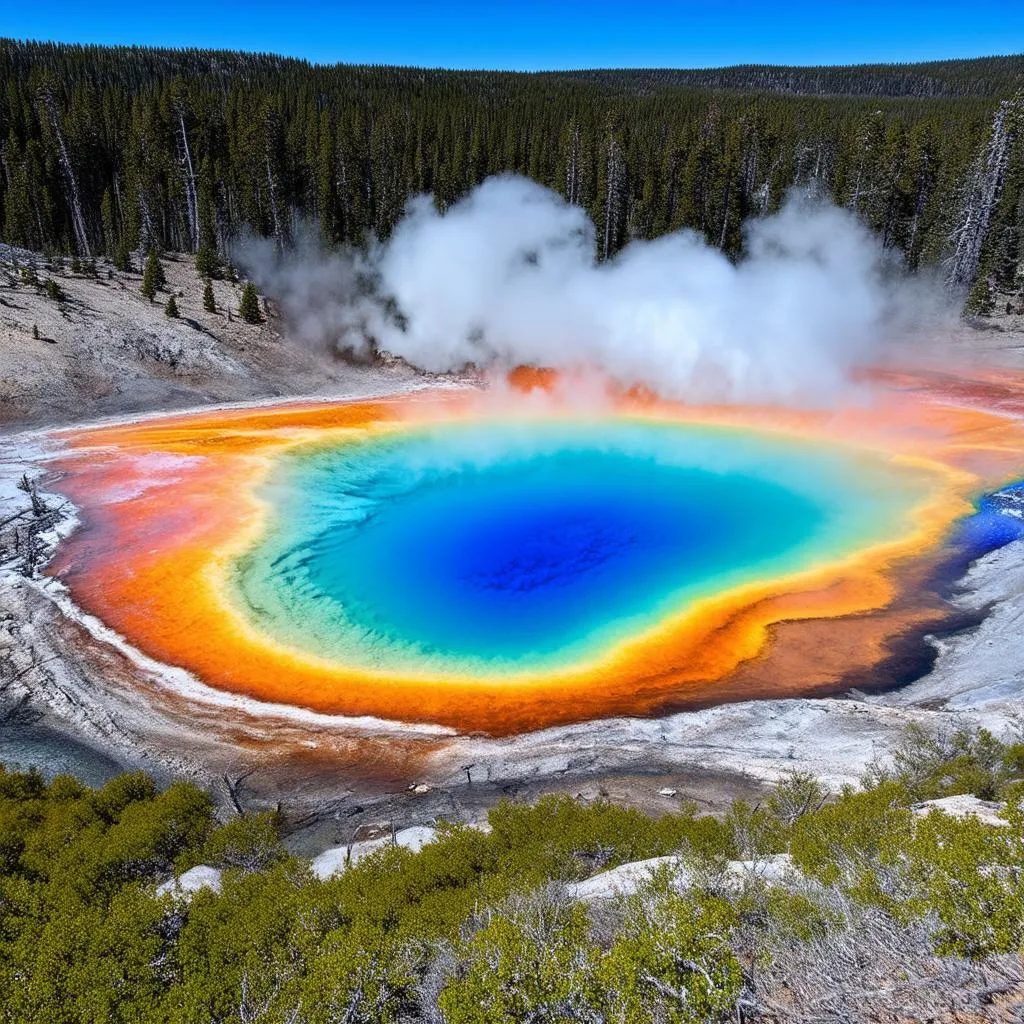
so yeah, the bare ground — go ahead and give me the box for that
[0,247,423,430]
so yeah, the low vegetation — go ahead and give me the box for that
[1,723,1022,1022]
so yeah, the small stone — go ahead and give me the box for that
[658,787,678,797]
[413,783,430,794]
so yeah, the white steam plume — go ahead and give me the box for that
[239,174,941,404]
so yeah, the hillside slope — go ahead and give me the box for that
[0,248,418,430]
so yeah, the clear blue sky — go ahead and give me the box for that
[6,0,1023,71]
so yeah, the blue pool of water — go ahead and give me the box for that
[953,482,1024,556]
[232,420,929,675]
[300,452,822,659]
[938,481,1024,584]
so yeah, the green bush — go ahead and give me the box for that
[902,802,1024,957]
[299,923,420,1024]
[0,722,1020,1021]
[202,812,284,874]
[440,892,600,1023]
[869,724,1022,801]
[599,882,741,1023]
[789,782,914,896]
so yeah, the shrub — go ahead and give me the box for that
[767,770,827,827]
[902,802,1024,957]
[867,724,1024,802]
[439,888,600,1024]
[1,736,1021,1022]
[599,881,742,1023]
[789,782,914,892]
[300,923,421,1024]
[203,813,284,873]
[724,799,787,861]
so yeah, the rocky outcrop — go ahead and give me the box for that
[566,853,795,902]
[156,864,223,900]
[310,825,438,880]
[912,794,1009,826]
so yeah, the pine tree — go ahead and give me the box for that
[946,97,1020,294]
[152,251,166,289]
[203,279,217,313]
[239,281,262,323]
[317,109,337,244]
[196,244,220,279]
[165,294,179,318]
[141,249,163,301]
[965,274,996,316]
[0,41,1021,304]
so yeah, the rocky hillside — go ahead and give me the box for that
[0,246,418,431]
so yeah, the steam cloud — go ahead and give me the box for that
[240,174,940,404]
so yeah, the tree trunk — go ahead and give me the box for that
[265,152,284,249]
[39,88,91,256]
[177,110,200,252]
[602,135,623,261]
[945,98,1019,293]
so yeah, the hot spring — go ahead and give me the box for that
[48,379,1022,735]
[231,419,931,677]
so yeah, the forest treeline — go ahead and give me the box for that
[0,723,1023,1022]
[1,40,1023,308]
[564,55,1024,99]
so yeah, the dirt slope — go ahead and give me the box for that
[0,247,416,430]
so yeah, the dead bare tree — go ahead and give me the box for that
[37,87,91,257]
[601,126,625,261]
[945,96,1022,294]
[237,968,301,1024]
[2,476,66,577]
[175,104,200,253]
[766,770,827,829]
[17,474,47,517]
[223,768,257,817]
[261,108,290,252]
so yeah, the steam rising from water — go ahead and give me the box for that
[240,175,943,404]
